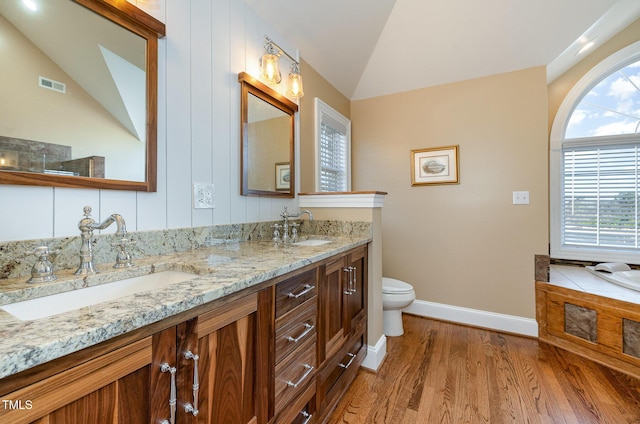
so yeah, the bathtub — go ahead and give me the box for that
[586,264,640,292]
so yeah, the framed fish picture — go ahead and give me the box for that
[275,162,291,190]
[411,145,459,186]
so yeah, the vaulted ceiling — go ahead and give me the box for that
[245,0,640,100]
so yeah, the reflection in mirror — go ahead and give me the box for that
[0,0,165,191]
[239,72,298,198]
[247,93,290,192]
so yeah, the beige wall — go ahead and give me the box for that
[351,67,549,319]
[548,18,640,134]
[299,59,351,193]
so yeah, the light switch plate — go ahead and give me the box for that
[512,191,530,205]
[193,183,215,209]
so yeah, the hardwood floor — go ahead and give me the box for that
[326,314,640,423]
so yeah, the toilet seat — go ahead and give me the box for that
[382,277,414,294]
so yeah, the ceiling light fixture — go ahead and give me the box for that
[260,35,304,98]
[22,0,37,12]
[577,41,595,55]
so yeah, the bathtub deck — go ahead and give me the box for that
[536,265,640,380]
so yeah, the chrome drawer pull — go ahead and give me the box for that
[339,352,356,369]
[286,323,315,343]
[160,362,177,424]
[343,267,355,295]
[184,351,200,416]
[287,283,315,299]
[286,364,314,388]
[301,410,313,424]
[351,266,357,294]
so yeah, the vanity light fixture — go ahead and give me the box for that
[287,62,304,98]
[260,39,282,84]
[260,35,304,98]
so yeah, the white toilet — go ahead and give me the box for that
[382,277,416,336]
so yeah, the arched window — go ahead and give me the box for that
[550,41,640,264]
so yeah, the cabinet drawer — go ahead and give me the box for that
[276,269,318,318]
[275,338,316,413]
[275,381,316,424]
[276,298,317,365]
[320,335,364,407]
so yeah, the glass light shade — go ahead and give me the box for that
[260,53,281,83]
[287,72,304,98]
[0,151,19,169]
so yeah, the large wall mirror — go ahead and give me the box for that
[0,0,165,191]
[239,72,298,198]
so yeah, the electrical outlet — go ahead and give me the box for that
[512,191,530,205]
[193,183,215,209]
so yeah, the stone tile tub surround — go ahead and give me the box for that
[0,220,371,379]
[546,264,640,304]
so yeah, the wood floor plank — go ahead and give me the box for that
[326,315,640,424]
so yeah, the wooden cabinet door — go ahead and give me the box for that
[0,337,158,424]
[320,246,368,364]
[320,256,348,362]
[191,292,262,424]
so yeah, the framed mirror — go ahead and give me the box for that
[0,0,165,191]
[239,72,298,198]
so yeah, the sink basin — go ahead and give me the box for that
[0,270,195,321]
[293,239,333,247]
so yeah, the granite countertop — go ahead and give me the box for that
[546,264,640,305]
[0,235,370,379]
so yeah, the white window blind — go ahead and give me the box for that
[315,98,351,192]
[562,144,640,250]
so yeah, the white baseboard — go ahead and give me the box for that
[361,334,386,372]
[404,299,538,337]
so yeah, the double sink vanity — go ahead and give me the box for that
[0,0,374,422]
[0,223,371,424]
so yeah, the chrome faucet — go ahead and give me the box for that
[280,207,293,243]
[279,207,314,243]
[75,206,130,275]
[297,210,314,221]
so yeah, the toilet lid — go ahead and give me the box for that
[382,277,414,294]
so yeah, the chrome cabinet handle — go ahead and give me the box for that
[343,267,353,295]
[286,364,314,388]
[339,352,356,369]
[287,283,315,299]
[286,323,315,343]
[184,351,200,416]
[301,410,313,424]
[351,266,357,294]
[160,362,177,424]
[344,266,357,294]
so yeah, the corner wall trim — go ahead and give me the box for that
[361,334,386,372]
[404,299,538,337]
[299,192,386,208]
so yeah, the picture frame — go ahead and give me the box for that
[411,145,459,186]
[275,162,291,190]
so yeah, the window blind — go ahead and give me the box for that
[319,112,348,192]
[562,144,640,249]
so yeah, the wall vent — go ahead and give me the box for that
[39,76,66,94]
